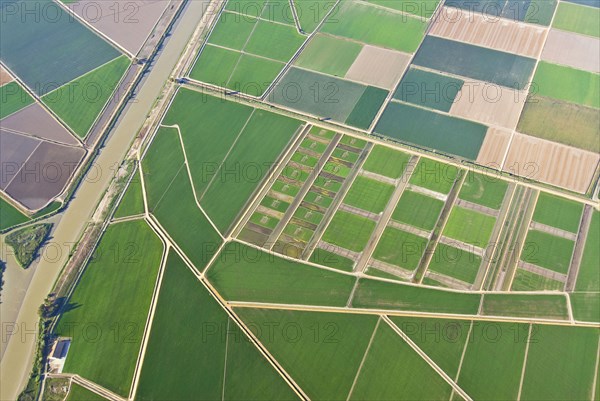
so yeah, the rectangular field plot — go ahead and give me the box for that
[457,322,529,401]
[445,0,557,25]
[575,210,600,292]
[350,322,453,401]
[361,145,410,179]
[392,190,444,231]
[428,243,482,285]
[321,0,426,53]
[344,45,411,90]
[0,0,123,95]
[0,81,34,119]
[520,325,598,401]
[366,0,441,18]
[375,102,487,159]
[443,207,496,247]
[521,230,575,274]
[408,158,459,195]
[541,29,600,73]
[0,198,30,231]
[114,170,144,219]
[295,34,362,77]
[552,1,600,37]
[207,242,355,306]
[510,269,564,291]
[55,220,163,396]
[532,62,600,108]
[413,36,536,90]
[531,192,583,233]
[393,68,464,112]
[322,210,377,253]
[309,247,356,272]
[459,171,508,210]
[343,176,395,214]
[480,293,569,320]
[372,226,428,272]
[570,292,600,322]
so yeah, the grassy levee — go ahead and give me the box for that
[457,322,529,400]
[531,192,584,233]
[114,170,145,219]
[520,325,599,400]
[480,293,569,320]
[361,145,410,179]
[0,81,34,119]
[352,279,482,314]
[459,171,508,210]
[136,250,297,401]
[55,220,163,396]
[575,210,600,292]
[207,241,355,306]
[349,322,453,400]
[236,308,378,400]
[42,56,130,137]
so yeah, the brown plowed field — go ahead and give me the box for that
[476,127,511,168]
[344,45,411,89]
[541,29,600,73]
[0,65,13,86]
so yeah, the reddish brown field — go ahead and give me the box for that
[541,29,600,73]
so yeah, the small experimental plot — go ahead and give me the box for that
[236,308,379,400]
[238,126,337,250]
[445,0,557,25]
[273,134,369,260]
[270,67,389,130]
[207,241,356,306]
[513,192,583,291]
[552,0,600,38]
[520,325,598,401]
[136,250,299,401]
[189,4,306,97]
[54,220,164,396]
[349,321,454,400]
[0,0,123,95]
[572,210,600,322]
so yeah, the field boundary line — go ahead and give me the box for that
[565,292,574,323]
[0,125,82,149]
[2,142,43,191]
[516,323,533,401]
[565,204,593,291]
[591,337,600,401]
[382,316,473,401]
[221,319,230,401]
[450,320,474,400]
[288,0,303,34]
[354,0,430,21]
[346,316,382,400]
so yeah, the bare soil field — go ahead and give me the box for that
[0,65,13,86]
[476,127,511,168]
[450,81,527,129]
[0,104,80,146]
[67,0,174,55]
[5,142,86,210]
[431,7,546,58]
[503,133,599,193]
[344,45,411,89]
[0,130,40,190]
[541,29,600,73]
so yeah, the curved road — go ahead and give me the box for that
[0,1,209,398]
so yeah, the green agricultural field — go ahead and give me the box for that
[261,0,296,25]
[570,292,600,322]
[457,322,529,401]
[552,1,600,37]
[345,86,389,129]
[332,147,359,163]
[293,206,323,225]
[521,230,574,274]
[65,384,106,401]
[521,325,598,400]
[323,160,351,179]
[443,207,496,247]
[0,81,34,119]
[365,266,406,282]
[249,212,280,230]
[237,309,378,400]
[0,0,122,95]
[532,192,583,233]
[532,62,600,108]
[295,34,362,76]
[304,191,334,208]
[362,145,410,179]
[226,0,266,17]
[291,152,318,168]
[516,95,600,151]
[208,12,258,50]
[376,102,487,159]
[271,67,368,122]
[511,269,564,292]
[366,0,440,18]
[244,20,306,62]
[322,211,376,252]
[321,1,426,53]
[272,180,301,197]
[0,198,30,231]
[340,135,367,149]
[413,36,536,90]
[313,175,343,192]
[372,227,427,271]
[523,0,557,25]
[575,211,600,292]
[343,176,395,214]
[389,316,470,378]
[459,171,508,210]
[292,0,333,32]
[114,170,144,219]
[309,248,355,272]
[409,158,459,194]
[350,322,453,400]
[55,220,163,396]
[481,293,569,320]
[142,126,222,269]
[393,68,464,112]
[207,242,355,306]
[226,55,285,97]
[428,243,482,284]
[392,191,444,231]
[189,45,241,86]
[352,279,482,314]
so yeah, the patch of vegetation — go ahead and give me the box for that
[6,223,53,268]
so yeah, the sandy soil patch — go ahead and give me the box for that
[0,65,13,86]
[476,127,511,168]
[344,45,411,89]
[431,7,546,58]
[0,130,41,190]
[541,29,600,73]
[450,81,527,129]
[5,142,86,210]
[503,133,599,193]
[1,104,80,146]
[67,0,173,55]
